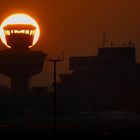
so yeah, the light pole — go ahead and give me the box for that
[47,52,64,134]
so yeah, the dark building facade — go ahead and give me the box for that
[58,45,140,111]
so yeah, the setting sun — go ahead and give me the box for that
[0,13,40,48]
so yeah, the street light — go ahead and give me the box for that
[47,52,64,134]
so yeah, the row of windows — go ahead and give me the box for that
[4,30,36,36]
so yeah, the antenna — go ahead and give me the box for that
[102,32,106,48]
[129,41,132,47]
[111,41,114,47]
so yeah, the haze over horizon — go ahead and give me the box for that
[0,0,140,87]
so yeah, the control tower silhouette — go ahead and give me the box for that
[0,24,46,93]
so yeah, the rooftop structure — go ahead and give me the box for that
[58,45,140,96]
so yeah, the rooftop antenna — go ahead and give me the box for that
[111,41,114,47]
[102,32,106,48]
[129,41,132,47]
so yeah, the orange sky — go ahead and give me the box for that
[0,0,140,87]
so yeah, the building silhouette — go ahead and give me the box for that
[57,43,140,111]
[0,38,140,133]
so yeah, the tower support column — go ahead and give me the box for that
[11,77,29,93]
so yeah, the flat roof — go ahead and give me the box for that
[3,24,36,30]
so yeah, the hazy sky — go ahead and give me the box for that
[0,0,140,87]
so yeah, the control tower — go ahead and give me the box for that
[0,15,46,93]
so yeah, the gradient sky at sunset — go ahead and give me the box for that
[0,0,140,87]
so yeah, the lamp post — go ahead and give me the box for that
[47,52,64,134]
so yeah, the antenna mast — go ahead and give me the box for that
[102,32,106,48]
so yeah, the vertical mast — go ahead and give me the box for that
[102,32,106,48]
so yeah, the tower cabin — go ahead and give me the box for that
[3,24,36,51]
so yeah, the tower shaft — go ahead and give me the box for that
[11,77,29,93]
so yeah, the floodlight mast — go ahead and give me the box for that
[47,52,64,134]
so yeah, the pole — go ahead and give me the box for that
[103,32,106,48]
[53,61,56,95]
[46,52,64,135]
[53,61,56,134]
